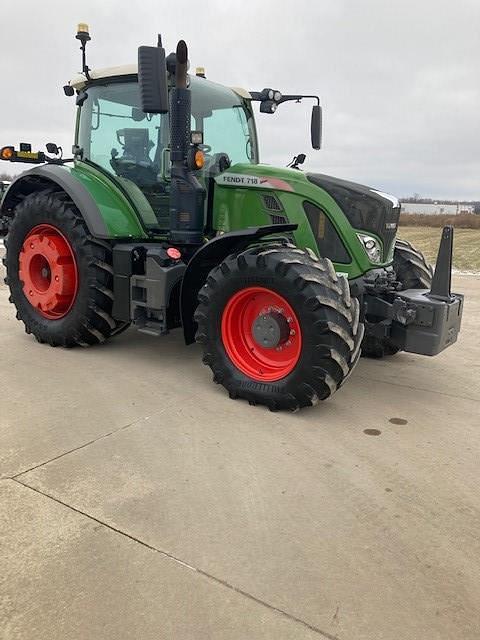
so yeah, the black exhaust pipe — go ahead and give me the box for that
[168,40,206,246]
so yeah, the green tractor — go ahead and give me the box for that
[0,27,463,410]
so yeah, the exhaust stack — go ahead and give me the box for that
[168,40,206,246]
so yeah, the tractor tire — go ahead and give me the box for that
[3,191,129,347]
[393,238,433,289]
[194,244,364,411]
[361,238,433,358]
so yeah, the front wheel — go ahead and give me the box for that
[195,245,364,411]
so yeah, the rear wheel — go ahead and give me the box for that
[3,191,128,346]
[195,245,364,411]
[362,238,433,358]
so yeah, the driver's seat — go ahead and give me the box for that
[119,128,154,165]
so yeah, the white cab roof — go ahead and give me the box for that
[70,65,138,89]
[69,65,251,99]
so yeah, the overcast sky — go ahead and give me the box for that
[1,0,478,199]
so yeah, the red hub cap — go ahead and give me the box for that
[221,286,302,381]
[18,224,78,319]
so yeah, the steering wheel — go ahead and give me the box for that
[110,156,160,188]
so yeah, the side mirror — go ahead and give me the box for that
[311,104,322,150]
[138,44,169,114]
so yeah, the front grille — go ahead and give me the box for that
[382,209,400,259]
[307,173,400,261]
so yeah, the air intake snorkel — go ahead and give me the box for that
[168,40,206,245]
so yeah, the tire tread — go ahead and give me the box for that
[4,191,129,347]
[195,245,363,410]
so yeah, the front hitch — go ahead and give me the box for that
[389,226,463,355]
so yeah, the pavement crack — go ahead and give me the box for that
[11,419,139,479]
[192,569,341,639]
[332,604,340,624]
[12,478,340,640]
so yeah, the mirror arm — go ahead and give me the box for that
[277,94,320,106]
[249,93,320,106]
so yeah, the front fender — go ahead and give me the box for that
[180,224,297,344]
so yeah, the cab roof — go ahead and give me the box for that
[69,65,251,99]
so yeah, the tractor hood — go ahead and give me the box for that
[307,172,401,261]
[212,163,401,272]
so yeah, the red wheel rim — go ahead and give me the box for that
[18,224,78,319]
[221,286,302,382]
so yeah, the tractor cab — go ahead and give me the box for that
[72,68,258,232]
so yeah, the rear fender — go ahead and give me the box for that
[1,164,146,239]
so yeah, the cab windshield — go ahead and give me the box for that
[77,75,258,187]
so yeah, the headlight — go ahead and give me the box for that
[357,233,382,263]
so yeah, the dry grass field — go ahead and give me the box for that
[398,226,480,272]
[399,213,480,229]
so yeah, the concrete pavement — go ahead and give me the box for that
[1,264,479,639]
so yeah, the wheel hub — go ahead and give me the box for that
[18,224,78,319]
[221,286,302,382]
[252,311,290,349]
